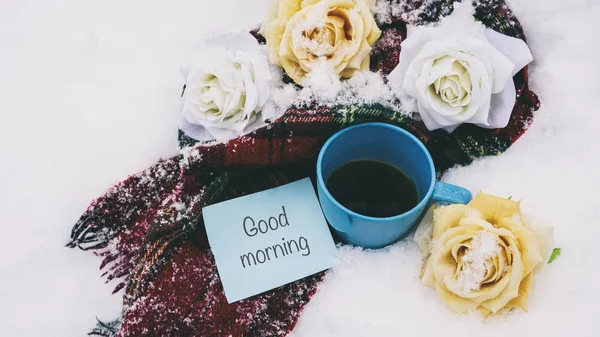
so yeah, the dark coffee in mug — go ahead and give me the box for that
[325,159,418,218]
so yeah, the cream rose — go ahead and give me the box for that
[179,30,271,142]
[414,192,554,316]
[261,0,381,85]
[388,3,533,132]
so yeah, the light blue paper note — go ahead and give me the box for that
[203,178,338,303]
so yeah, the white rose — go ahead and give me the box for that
[388,3,534,132]
[179,30,271,142]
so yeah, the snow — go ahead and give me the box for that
[374,0,436,25]
[1,0,599,336]
[267,62,401,113]
[453,231,501,293]
[290,2,330,57]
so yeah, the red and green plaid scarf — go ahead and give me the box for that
[68,1,539,336]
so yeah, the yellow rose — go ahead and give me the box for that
[413,192,554,316]
[260,0,382,85]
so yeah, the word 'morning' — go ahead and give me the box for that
[240,236,310,268]
[243,206,289,237]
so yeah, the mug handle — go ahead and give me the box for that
[432,181,473,204]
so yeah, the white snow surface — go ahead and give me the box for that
[1,0,599,336]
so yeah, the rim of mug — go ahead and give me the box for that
[316,122,436,222]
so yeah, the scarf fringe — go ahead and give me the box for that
[89,318,122,337]
[67,157,182,291]
[68,157,180,248]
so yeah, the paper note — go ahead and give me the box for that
[202,178,338,303]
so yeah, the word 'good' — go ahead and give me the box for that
[243,206,290,237]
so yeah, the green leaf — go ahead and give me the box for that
[548,248,561,264]
[508,195,512,200]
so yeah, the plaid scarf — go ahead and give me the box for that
[68,1,539,336]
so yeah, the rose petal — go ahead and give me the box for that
[481,41,515,93]
[432,204,481,240]
[485,29,533,77]
[477,79,516,129]
[468,192,521,222]
[426,86,463,116]
[451,243,470,264]
[363,0,377,10]
[455,53,490,113]
[209,85,228,115]
[426,56,456,85]
[421,258,437,288]
[345,40,372,72]
[285,0,311,18]
[239,51,272,110]
[265,19,286,66]
[456,266,511,303]
[465,95,492,127]
[505,272,533,311]
[434,282,480,314]
[414,58,435,105]
[211,62,238,92]
[388,28,432,94]
[458,217,516,239]
[490,243,508,283]
[222,86,244,121]
[502,219,544,276]
[479,236,523,313]
[238,61,259,116]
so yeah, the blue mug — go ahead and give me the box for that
[316,123,473,248]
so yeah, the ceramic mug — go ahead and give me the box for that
[316,122,473,248]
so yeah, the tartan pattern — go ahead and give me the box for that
[69,1,540,336]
